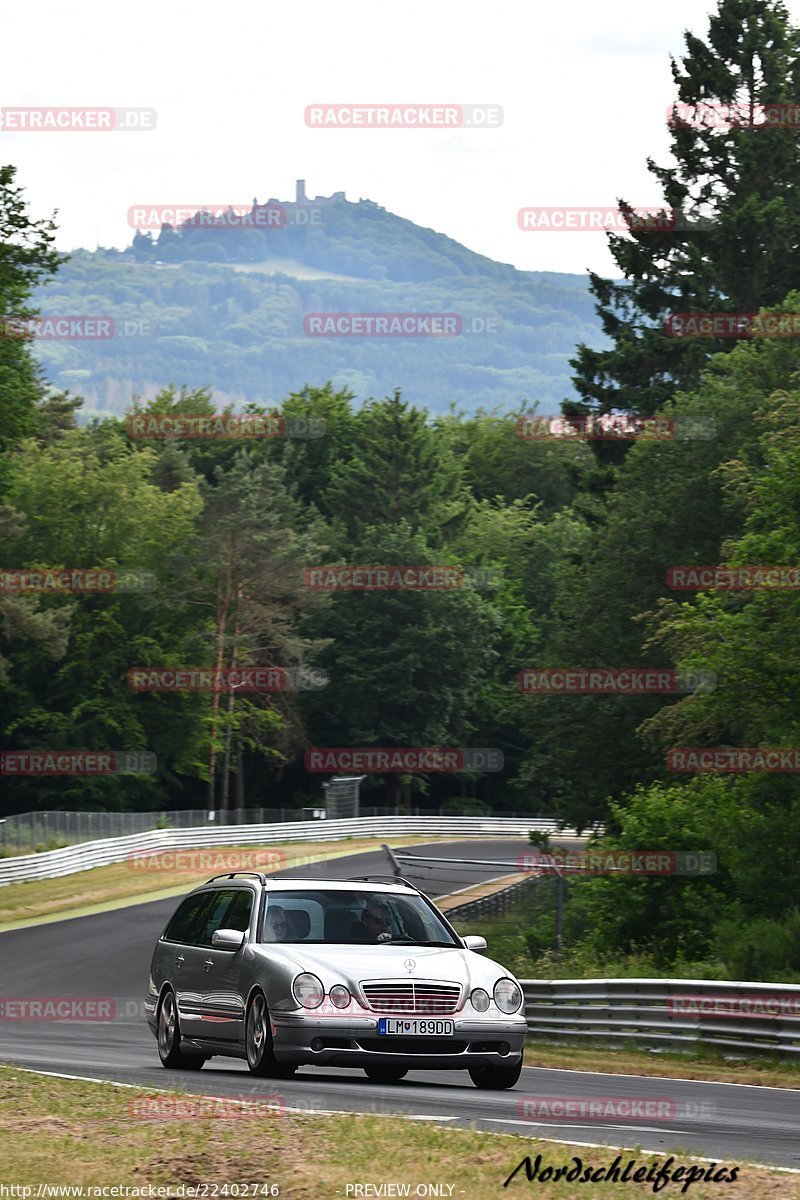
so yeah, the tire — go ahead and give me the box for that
[245,991,297,1079]
[363,1065,408,1083]
[468,1059,523,1090]
[157,989,206,1070]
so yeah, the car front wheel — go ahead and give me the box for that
[157,990,206,1070]
[468,1059,522,1090]
[245,991,297,1078]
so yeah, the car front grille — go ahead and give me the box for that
[360,980,462,1015]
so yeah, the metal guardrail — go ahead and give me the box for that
[0,806,546,854]
[0,808,291,852]
[0,806,565,853]
[520,978,800,1057]
[0,816,575,887]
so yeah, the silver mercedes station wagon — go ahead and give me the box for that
[144,871,527,1089]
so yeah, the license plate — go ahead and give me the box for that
[377,1018,454,1036]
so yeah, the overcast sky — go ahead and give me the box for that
[3,0,792,276]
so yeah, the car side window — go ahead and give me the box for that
[162,892,213,945]
[195,889,237,947]
[222,889,254,934]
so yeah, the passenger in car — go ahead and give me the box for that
[264,905,289,941]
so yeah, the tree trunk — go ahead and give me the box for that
[236,746,245,816]
[207,573,232,816]
[220,596,241,819]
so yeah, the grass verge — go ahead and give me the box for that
[0,1066,795,1198]
[524,1039,800,1090]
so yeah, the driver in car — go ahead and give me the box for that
[351,899,393,943]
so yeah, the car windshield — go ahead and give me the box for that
[260,889,460,946]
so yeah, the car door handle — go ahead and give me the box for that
[175,954,185,969]
[203,959,214,972]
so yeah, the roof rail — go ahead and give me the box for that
[347,873,420,889]
[205,871,270,884]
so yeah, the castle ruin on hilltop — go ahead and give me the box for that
[252,180,348,210]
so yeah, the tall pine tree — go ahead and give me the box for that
[570,0,800,423]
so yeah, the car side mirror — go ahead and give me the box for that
[463,935,487,954]
[212,928,245,950]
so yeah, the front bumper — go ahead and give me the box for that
[272,1012,527,1069]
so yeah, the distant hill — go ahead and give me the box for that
[33,184,607,416]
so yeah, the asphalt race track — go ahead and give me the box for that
[1,840,798,1171]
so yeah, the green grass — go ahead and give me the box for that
[0,1066,794,1198]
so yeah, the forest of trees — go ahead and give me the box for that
[31,248,600,417]
[4,0,800,978]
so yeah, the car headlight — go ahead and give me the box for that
[292,973,324,1009]
[470,987,490,1012]
[329,985,351,1009]
[493,978,523,1013]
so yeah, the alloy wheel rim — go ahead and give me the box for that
[248,995,266,1064]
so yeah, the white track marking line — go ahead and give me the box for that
[527,1063,800,1094]
[482,1119,695,1135]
